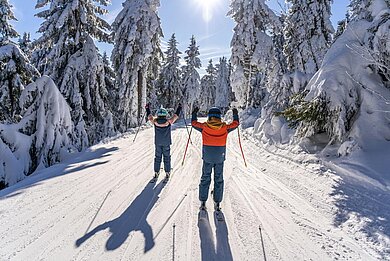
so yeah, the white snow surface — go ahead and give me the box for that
[0,120,389,260]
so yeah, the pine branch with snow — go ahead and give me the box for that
[0,43,40,123]
[284,0,334,75]
[0,0,19,42]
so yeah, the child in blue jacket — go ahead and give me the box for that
[146,103,182,181]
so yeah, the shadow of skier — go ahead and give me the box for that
[198,210,215,260]
[76,180,166,253]
[214,211,233,261]
[197,210,233,261]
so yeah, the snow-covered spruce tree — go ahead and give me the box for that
[349,0,373,21]
[18,32,32,59]
[282,1,390,154]
[33,0,113,148]
[333,13,350,42]
[181,35,201,115]
[199,59,216,112]
[19,76,76,172]
[0,0,18,42]
[214,57,231,111]
[0,76,75,188]
[228,0,280,108]
[284,0,334,75]
[0,1,39,123]
[61,36,115,144]
[157,33,182,110]
[112,0,163,131]
[102,51,117,109]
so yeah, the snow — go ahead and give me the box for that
[303,16,390,150]
[0,120,388,260]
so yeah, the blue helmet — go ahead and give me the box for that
[208,107,221,119]
[157,107,168,117]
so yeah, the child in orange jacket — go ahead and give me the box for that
[191,107,239,210]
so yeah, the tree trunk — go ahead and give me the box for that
[137,70,143,121]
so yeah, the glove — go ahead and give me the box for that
[145,103,151,116]
[175,103,182,116]
[232,108,239,121]
[232,108,238,116]
[192,107,199,114]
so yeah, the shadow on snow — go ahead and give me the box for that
[0,146,118,199]
[198,210,233,261]
[76,180,166,253]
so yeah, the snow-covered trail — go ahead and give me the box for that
[0,120,387,260]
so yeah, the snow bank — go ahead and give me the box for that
[305,13,390,153]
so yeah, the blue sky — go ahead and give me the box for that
[10,0,350,70]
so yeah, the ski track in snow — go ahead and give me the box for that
[0,120,388,260]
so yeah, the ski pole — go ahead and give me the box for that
[133,109,147,142]
[182,110,193,145]
[237,126,247,167]
[181,127,193,166]
[172,223,176,261]
[259,225,267,261]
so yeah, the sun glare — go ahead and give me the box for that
[194,0,221,23]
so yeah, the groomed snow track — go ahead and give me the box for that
[0,120,388,260]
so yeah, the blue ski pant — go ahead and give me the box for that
[199,161,224,203]
[154,145,171,173]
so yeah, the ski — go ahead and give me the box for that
[214,210,225,222]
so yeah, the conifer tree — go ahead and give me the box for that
[157,33,182,109]
[214,57,231,111]
[0,0,39,123]
[229,0,280,108]
[199,59,217,112]
[112,0,163,130]
[18,33,32,59]
[33,0,113,148]
[0,0,18,42]
[284,0,334,75]
[181,35,201,115]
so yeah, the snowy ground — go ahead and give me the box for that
[0,119,389,260]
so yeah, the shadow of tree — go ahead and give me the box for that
[76,180,166,253]
[0,147,118,198]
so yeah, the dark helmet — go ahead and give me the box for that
[208,107,221,119]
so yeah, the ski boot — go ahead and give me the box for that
[214,201,224,221]
[163,172,170,183]
[200,201,207,210]
[214,201,221,212]
[150,172,159,183]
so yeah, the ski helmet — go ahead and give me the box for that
[208,107,221,119]
[157,107,168,117]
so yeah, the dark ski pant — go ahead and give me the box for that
[199,161,224,203]
[154,145,171,173]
